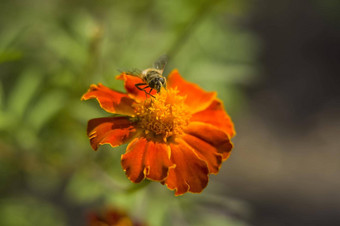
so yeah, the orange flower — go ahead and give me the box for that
[88,208,146,226]
[82,70,235,195]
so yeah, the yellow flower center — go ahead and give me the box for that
[134,88,191,142]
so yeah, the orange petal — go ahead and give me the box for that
[184,122,233,162]
[116,73,157,102]
[191,99,236,138]
[87,117,137,150]
[167,70,216,113]
[121,138,147,183]
[121,138,173,183]
[182,122,233,174]
[81,83,135,115]
[144,141,174,181]
[163,139,209,196]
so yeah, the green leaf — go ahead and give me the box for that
[0,112,14,131]
[26,90,66,132]
[0,50,22,64]
[0,80,3,109]
[0,196,67,226]
[7,68,43,119]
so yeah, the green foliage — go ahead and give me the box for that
[0,197,67,226]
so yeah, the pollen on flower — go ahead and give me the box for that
[134,88,191,142]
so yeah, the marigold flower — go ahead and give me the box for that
[81,70,235,195]
[88,208,146,226]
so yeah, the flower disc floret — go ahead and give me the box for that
[134,88,191,141]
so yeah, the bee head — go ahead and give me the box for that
[149,77,166,92]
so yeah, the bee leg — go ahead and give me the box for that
[135,83,154,98]
[135,83,148,91]
[135,83,149,95]
[147,88,155,98]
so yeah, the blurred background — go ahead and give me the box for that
[0,0,339,225]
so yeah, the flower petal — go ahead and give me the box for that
[191,99,236,138]
[121,138,148,183]
[144,141,174,181]
[121,138,174,183]
[163,139,209,196]
[167,70,216,113]
[81,83,135,115]
[116,73,157,102]
[184,122,233,162]
[87,117,137,150]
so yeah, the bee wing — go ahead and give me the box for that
[153,54,168,72]
[117,68,142,77]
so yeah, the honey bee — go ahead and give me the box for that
[121,55,168,97]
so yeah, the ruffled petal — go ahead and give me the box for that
[144,141,174,181]
[184,122,233,162]
[182,122,233,174]
[81,83,135,115]
[167,70,216,113]
[163,139,209,196]
[191,99,236,138]
[87,117,138,150]
[121,138,147,183]
[116,73,157,102]
[121,138,174,183]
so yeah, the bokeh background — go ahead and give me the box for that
[0,0,339,225]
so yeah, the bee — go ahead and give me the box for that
[121,55,168,97]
